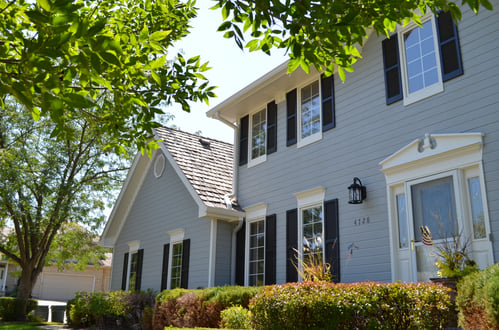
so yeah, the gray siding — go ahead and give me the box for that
[215,221,233,286]
[236,4,499,284]
[111,152,211,291]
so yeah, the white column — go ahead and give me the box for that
[208,219,217,287]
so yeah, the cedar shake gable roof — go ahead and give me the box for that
[156,127,234,210]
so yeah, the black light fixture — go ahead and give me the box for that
[348,177,366,204]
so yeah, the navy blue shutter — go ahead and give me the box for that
[382,36,403,105]
[235,221,246,285]
[436,11,463,81]
[265,214,276,285]
[286,89,297,146]
[160,244,170,291]
[266,101,277,154]
[121,253,129,290]
[286,209,298,282]
[239,115,249,165]
[324,199,340,282]
[180,239,190,289]
[135,249,144,291]
[321,74,335,131]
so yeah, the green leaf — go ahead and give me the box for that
[146,56,167,70]
[151,70,161,85]
[337,66,346,82]
[37,0,51,12]
[32,107,41,121]
[139,25,149,42]
[149,30,172,41]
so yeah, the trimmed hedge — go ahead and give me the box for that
[153,286,261,329]
[66,290,155,329]
[249,281,452,329]
[457,262,499,329]
[0,297,37,322]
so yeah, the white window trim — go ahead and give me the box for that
[167,229,185,290]
[247,107,267,168]
[294,187,326,280]
[244,203,267,286]
[297,77,323,148]
[398,14,444,106]
[154,154,166,178]
[126,240,140,291]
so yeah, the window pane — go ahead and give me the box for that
[302,206,323,259]
[248,220,265,286]
[251,110,266,159]
[300,81,320,139]
[128,252,138,290]
[397,194,409,249]
[170,242,183,289]
[412,176,457,242]
[468,177,486,239]
[403,20,439,94]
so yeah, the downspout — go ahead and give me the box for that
[213,111,243,285]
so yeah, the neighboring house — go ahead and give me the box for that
[102,2,498,290]
[0,255,111,301]
[100,128,244,291]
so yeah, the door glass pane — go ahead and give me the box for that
[396,194,409,249]
[468,177,486,239]
[411,176,457,241]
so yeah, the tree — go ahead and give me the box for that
[213,0,493,80]
[0,0,215,154]
[0,102,129,320]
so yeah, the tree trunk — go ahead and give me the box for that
[13,264,38,321]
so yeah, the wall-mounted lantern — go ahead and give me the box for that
[348,177,366,204]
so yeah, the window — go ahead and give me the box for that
[239,101,277,166]
[468,176,486,239]
[396,194,409,249]
[301,205,324,262]
[248,220,265,286]
[382,11,462,105]
[170,242,183,289]
[121,241,143,291]
[286,75,335,148]
[161,229,190,290]
[242,203,276,286]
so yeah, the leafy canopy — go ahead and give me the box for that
[213,0,493,80]
[0,0,215,154]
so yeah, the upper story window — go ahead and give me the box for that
[239,101,277,167]
[382,11,463,105]
[286,74,335,148]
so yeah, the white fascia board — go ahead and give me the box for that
[99,152,151,247]
[201,205,244,222]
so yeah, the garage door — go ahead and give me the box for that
[36,273,94,301]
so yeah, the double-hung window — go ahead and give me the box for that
[239,101,277,167]
[248,219,265,286]
[382,11,463,105]
[121,241,143,291]
[161,229,190,290]
[286,74,335,148]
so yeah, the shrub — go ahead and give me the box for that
[220,305,252,329]
[66,290,155,329]
[249,282,452,330]
[0,297,37,322]
[457,263,499,329]
[152,286,261,330]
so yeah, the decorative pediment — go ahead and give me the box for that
[380,133,483,176]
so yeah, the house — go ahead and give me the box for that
[100,128,244,291]
[0,255,111,301]
[102,2,498,290]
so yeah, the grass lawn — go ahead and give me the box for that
[0,324,42,329]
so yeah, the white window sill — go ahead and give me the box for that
[403,82,444,106]
[297,132,322,149]
[248,155,267,168]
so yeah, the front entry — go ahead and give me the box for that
[381,133,494,282]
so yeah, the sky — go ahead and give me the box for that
[166,1,288,143]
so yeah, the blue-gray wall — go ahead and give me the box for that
[111,152,212,291]
[236,3,499,284]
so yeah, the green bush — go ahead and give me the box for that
[457,262,499,329]
[0,297,37,322]
[152,286,261,330]
[220,305,252,329]
[249,282,452,330]
[66,290,155,329]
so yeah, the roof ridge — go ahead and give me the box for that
[157,126,233,146]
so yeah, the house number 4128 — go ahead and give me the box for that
[354,217,370,226]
